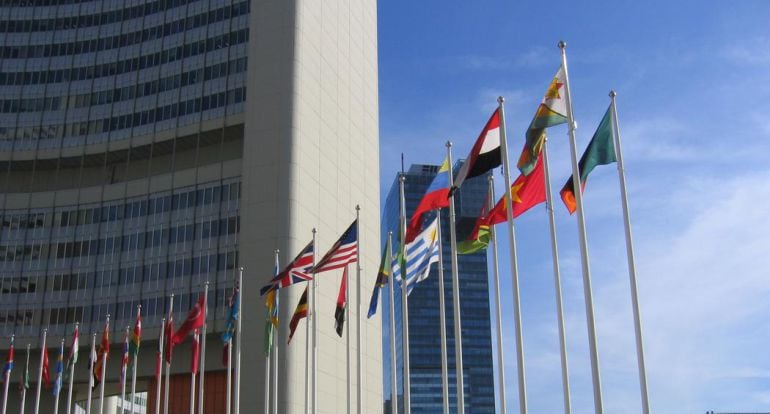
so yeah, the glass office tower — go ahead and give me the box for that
[382,163,495,413]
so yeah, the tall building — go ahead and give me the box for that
[0,0,381,412]
[382,163,496,413]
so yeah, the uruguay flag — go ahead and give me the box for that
[394,217,440,295]
[405,158,450,243]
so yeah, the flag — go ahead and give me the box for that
[94,320,110,384]
[154,329,163,381]
[367,237,392,318]
[129,307,142,358]
[287,287,308,344]
[120,331,129,386]
[2,340,12,377]
[405,158,451,242]
[311,219,358,273]
[518,66,569,175]
[191,330,200,375]
[52,341,64,396]
[41,345,50,388]
[262,253,279,357]
[393,217,440,295]
[560,105,616,214]
[164,312,174,364]
[451,108,502,194]
[222,282,240,365]
[171,294,206,345]
[335,267,348,337]
[88,341,97,389]
[18,349,29,395]
[260,241,315,296]
[458,152,547,254]
[67,325,79,368]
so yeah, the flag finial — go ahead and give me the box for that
[609,90,617,98]
[399,174,405,183]
[558,40,567,49]
[497,96,504,104]
[445,140,452,148]
[356,204,360,211]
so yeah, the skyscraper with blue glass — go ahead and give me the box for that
[382,163,495,413]
[0,0,382,412]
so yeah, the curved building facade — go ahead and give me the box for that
[0,0,381,412]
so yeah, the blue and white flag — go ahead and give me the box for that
[394,217,440,295]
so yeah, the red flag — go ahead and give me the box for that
[94,321,110,383]
[164,317,174,364]
[190,330,200,375]
[334,267,347,337]
[485,152,546,225]
[41,346,50,388]
[171,295,206,345]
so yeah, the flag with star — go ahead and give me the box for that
[487,151,547,225]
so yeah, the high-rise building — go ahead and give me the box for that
[0,0,380,412]
[382,163,496,413]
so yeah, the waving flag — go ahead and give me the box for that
[88,341,97,389]
[311,219,358,274]
[457,188,493,255]
[191,330,200,374]
[67,325,79,368]
[18,348,29,394]
[335,267,348,337]
[171,294,206,345]
[287,287,309,344]
[517,66,569,175]
[2,338,12,378]
[394,217,440,295]
[222,281,240,365]
[120,330,129,385]
[94,320,110,384]
[129,307,142,358]
[260,241,315,296]
[41,345,50,388]
[367,237,392,318]
[263,254,279,357]
[406,158,451,242]
[452,109,502,194]
[52,341,64,396]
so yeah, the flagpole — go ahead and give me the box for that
[33,328,46,414]
[226,336,232,414]
[386,232,398,414]
[398,174,412,414]
[86,333,95,414]
[164,297,174,414]
[20,344,30,414]
[355,205,364,413]
[234,268,243,414]
[66,323,78,414]
[345,262,352,414]
[445,141,467,413]
[197,282,209,414]
[155,318,165,414]
[609,90,650,414]
[305,268,312,414]
[271,286,278,414]
[559,40,604,413]
[189,330,197,414]
[53,339,64,414]
[311,228,318,414]
[542,138,573,414]
[435,211,450,414]
[263,257,271,414]
[486,175,508,414]
[2,335,13,414]
[130,306,141,414]
[120,327,128,414]
[98,314,110,414]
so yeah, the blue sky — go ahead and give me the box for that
[377,1,770,413]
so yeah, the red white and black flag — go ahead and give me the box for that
[451,108,502,195]
[334,267,348,337]
[311,219,358,274]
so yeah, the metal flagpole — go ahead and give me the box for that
[435,212,450,414]
[53,339,64,414]
[86,333,95,414]
[386,232,398,414]
[609,90,650,414]
[311,228,317,414]
[98,314,110,414]
[486,175,508,414]
[164,297,174,414]
[120,328,128,414]
[19,344,29,414]
[542,138,573,414]
[305,267,312,414]
[67,323,78,414]
[234,268,243,414]
[355,205,363,413]
[34,329,46,414]
[2,335,13,414]
[398,174,412,414]
[189,331,197,414]
[130,307,141,414]
[263,254,272,414]
[197,282,209,414]
[155,318,165,414]
[497,96,528,414]
[559,40,604,413]
[445,141,467,413]
[226,336,232,414]
[346,263,352,414]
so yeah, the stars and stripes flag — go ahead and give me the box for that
[394,217,440,295]
[311,219,358,274]
[260,241,315,296]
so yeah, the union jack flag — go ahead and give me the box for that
[311,219,358,274]
[259,241,314,296]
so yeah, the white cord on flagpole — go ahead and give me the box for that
[446,141,466,413]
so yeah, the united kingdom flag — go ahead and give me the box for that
[259,241,314,296]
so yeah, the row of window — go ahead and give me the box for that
[0,0,196,32]
[0,57,247,113]
[1,181,239,232]
[0,1,249,59]
[0,215,239,262]
[0,86,245,141]
[0,28,248,86]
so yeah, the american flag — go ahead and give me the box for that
[312,219,358,274]
[259,241,315,296]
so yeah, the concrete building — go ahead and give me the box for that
[0,0,380,412]
[381,164,496,413]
